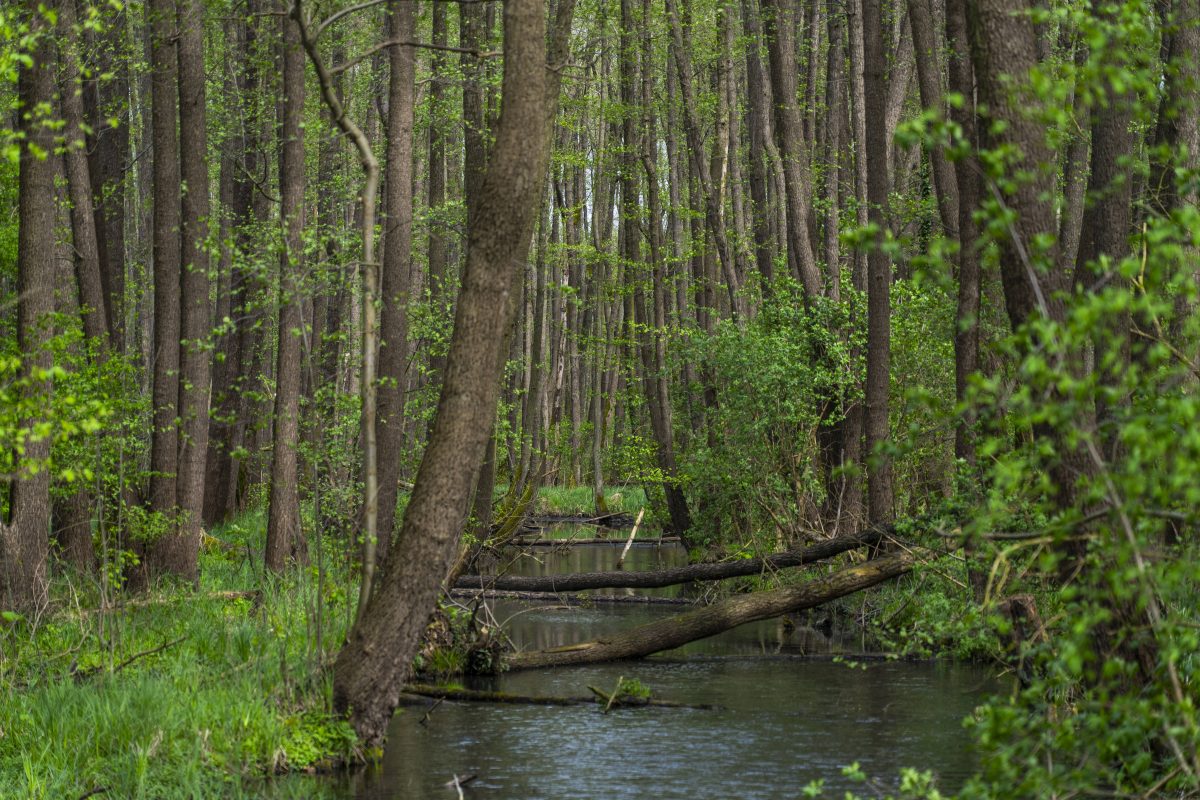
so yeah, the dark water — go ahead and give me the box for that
[279,541,999,799]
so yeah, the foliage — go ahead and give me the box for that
[674,279,861,548]
[0,511,360,798]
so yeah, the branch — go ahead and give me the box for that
[454,528,888,593]
[330,39,499,77]
[112,636,187,675]
[313,0,386,39]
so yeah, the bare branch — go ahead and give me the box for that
[313,0,386,39]
[331,39,499,77]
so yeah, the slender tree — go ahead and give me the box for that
[374,0,417,562]
[266,3,308,571]
[170,0,214,580]
[147,0,182,532]
[864,0,895,523]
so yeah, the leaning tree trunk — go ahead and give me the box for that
[333,0,575,746]
[761,0,824,298]
[57,0,111,348]
[507,555,913,669]
[1,22,56,613]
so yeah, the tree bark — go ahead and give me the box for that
[147,0,182,526]
[86,4,129,348]
[907,0,960,238]
[946,0,982,468]
[57,0,111,348]
[166,0,212,581]
[333,0,573,746]
[761,0,824,297]
[266,4,307,572]
[1073,1,1134,456]
[823,1,846,296]
[864,0,895,524]
[375,0,417,562]
[2,22,56,612]
[507,555,913,669]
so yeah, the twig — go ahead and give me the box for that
[604,675,623,713]
[112,636,187,675]
[615,508,645,568]
[330,39,499,76]
[418,697,443,725]
[312,0,386,39]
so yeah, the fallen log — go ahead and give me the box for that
[449,588,696,605]
[524,512,637,529]
[504,553,912,670]
[506,536,680,547]
[457,529,884,593]
[400,682,712,709]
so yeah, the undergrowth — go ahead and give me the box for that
[0,508,359,799]
[534,484,646,516]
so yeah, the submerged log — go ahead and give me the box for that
[505,554,912,670]
[457,529,885,593]
[400,682,712,709]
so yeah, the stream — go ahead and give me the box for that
[284,536,1000,798]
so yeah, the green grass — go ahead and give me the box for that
[535,484,647,516]
[0,510,359,799]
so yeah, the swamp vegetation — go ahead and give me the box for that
[0,0,1198,795]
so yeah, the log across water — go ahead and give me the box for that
[456,529,885,593]
[504,553,912,669]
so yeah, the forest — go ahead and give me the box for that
[0,0,1198,794]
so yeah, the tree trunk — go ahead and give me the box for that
[57,0,111,347]
[1073,0,1134,456]
[86,3,129,348]
[946,0,981,468]
[864,0,895,524]
[507,555,913,669]
[761,0,824,297]
[457,529,884,592]
[967,0,1094,555]
[147,0,182,529]
[823,1,846,296]
[166,0,212,581]
[266,5,307,572]
[2,23,56,612]
[375,1,416,562]
[333,0,573,745]
[635,0,691,539]
[907,0,960,239]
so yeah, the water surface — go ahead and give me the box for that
[284,540,999,798]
